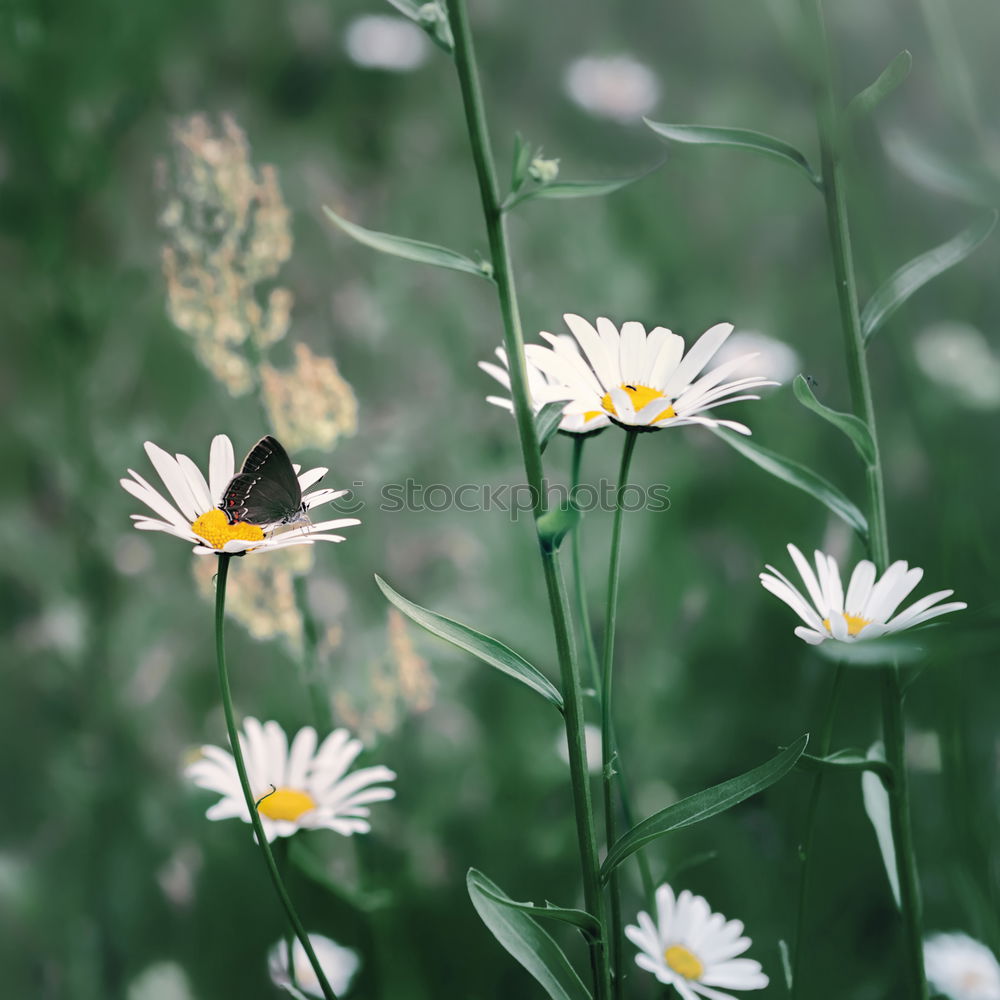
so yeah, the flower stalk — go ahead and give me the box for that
[600,428,638,998]
[213,553,339,1000]
[447,2,610,996]
[799,0,927,993]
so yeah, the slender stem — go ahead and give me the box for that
[570,435,655,904]
[791,663,845,999]
[799,2,927,994]
[293,574,333,731]
[447,3,610,997]
[600,429,639,998]
[213,554,338,1000]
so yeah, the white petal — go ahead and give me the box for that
[298,467,328,491]
[209,435,236,502]
[175,453,213,513]
[619,320,648,386]
[144,442,201,522]
[662,323,733,397]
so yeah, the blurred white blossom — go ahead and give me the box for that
[269,934,360,998]
[563,54,660,122]
[127,963,194,1000]
[557,722,603,773]
[925,933,1000,1000]
[344,15,429,71]
[914,322,1000,410]
[714,329,801,386]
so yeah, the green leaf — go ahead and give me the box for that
[792,375,876,466]
[466,877,600,940]
[467,870,593,1000]
[374,575,564,711]
[536,502,581,554]
[601,735,808,880]
[778,940,793,993]
[323,205,491,280]
[846,51,912,120]
[644,120,821,188]
[535,400,566,453]
[861,742,901,909]
[884,131,1000,207]
[510,132,533,195]
[504,171,655,210]
[861,212,998,342]
[711,428,869,542]
[799,750,895,787]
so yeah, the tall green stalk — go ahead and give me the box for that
[799,1,928,994]
[213,554,338,1000]
[447,2,610,996]
[570,435,655,907]
[600,429,638,998]
[792,663,845,998]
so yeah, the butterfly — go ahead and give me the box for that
[220,436,311,527]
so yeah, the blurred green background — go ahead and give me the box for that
[3,0,999,997]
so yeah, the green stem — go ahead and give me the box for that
[600,429,639,999]
[791,663,845,999]
[570,436,655,905]
[447,3,610,997]
[293,574,333,731]
[799,2,927,995]
[213,554,338,1000]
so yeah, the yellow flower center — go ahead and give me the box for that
[256,786,317,822]
[822,612,873,638]
[191,508,265,550]
[664,944,704,980]
[601,384,677,423]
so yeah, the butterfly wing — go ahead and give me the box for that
[220,436,305,525]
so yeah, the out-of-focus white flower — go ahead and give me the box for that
[924,932,1000,1000]
[556,723,603,773]
[269,934,361,998]
[126,962,194,1000]
[626,883,769,997]
[563,54,660,122]
[344,15,429,71]
[713,329,801,386]
[760,543,966,646]
[914,322,1000,410]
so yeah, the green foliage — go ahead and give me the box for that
[375,575,564,711]
[792,375,876,466]
[644,120,821,187]
[467,870,593,1000]
[846,51,913,120]
[601,735,809,879]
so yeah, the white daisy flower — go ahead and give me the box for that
[185,718,396,842]
[478,340,610,434]
[269,933,361,998]
[626,883,768,999]
[760,544,967,646]
[523,314,775,435]
[925,933,1000,1000]
[121,434,360,555]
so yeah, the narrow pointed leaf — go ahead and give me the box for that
[510,132,532,194]
[505,170,655,210]
[467,878,600,939]
[862,212,997,342]
[467,870,593,1000]
[861,742,901,909]
[846,51,912,120]
[711,428,868,541]
[779,940,793,992]
[601,735,808,880]
[535,400,566,453]
[645,120,821,188]
[324,205,491,280]
[799,750,895,786]
[792,375,876,466]
[375,576,563,711]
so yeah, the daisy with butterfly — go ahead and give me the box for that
[121,433,360,554]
